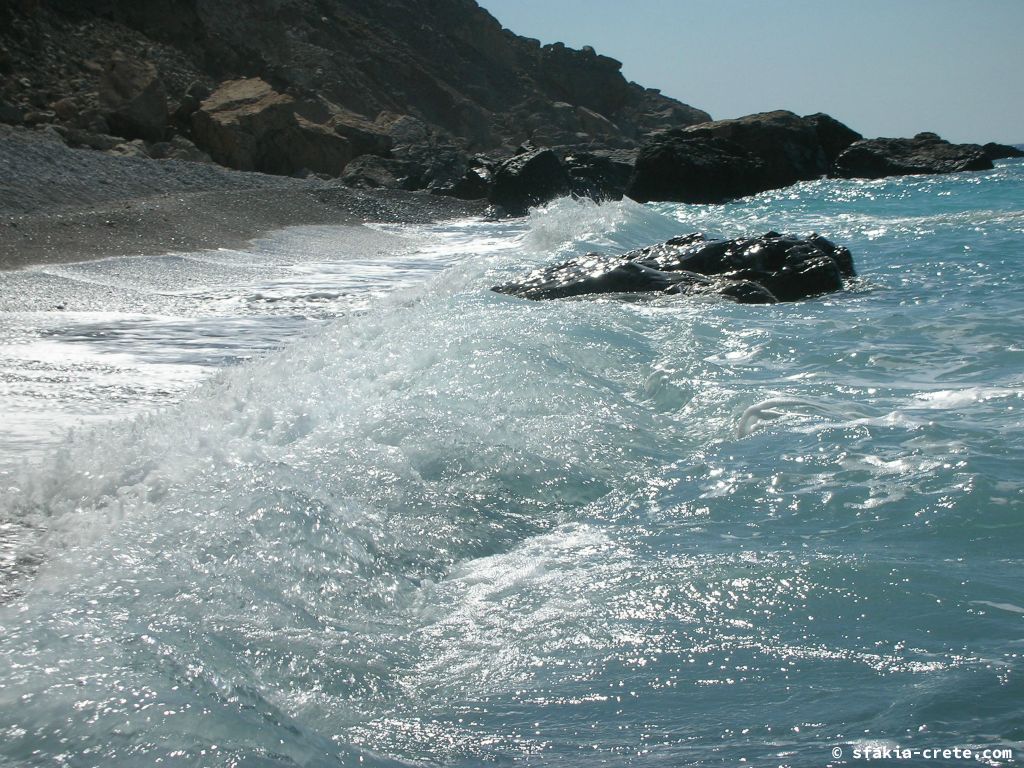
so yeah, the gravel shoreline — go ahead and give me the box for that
[0,126,487,270]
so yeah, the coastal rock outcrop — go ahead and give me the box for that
[564,149,637,201]
[493,232,855,304]
[627,111,861,204]
[2,0,1012,209]
[489,148,572,215]
[627,134,768,204]
[981,142,1024,161]
[0,0,708,176]
[831,133,993,179]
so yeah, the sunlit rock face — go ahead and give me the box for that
[492,232,856,304]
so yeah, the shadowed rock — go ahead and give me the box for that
[492,232,855,304]
[627,111,861,204]
[191,78,393,177]
[98,53,168,142]
[982,142,1024,161]
[563,149,636,201]
[489,148,571,215]
[831,132,993,179]
[627,134,768,204]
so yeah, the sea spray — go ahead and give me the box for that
[1,161,1023,765]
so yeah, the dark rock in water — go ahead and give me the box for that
[831,132,993,179]
[804,112,863,165]
[563,149,635,201]
[627,110,861,204]
[681,111,831,189]
[492,232,855,304]
[982,142,1024,161]
[627,134,769,204]
[489,148,571,215]
[493,255,698,300]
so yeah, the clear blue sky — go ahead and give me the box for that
[479,0,1024,144]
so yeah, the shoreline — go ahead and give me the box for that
[0,186,488,271]
[0,127,487,271]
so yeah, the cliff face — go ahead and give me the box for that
[0,0,709,162]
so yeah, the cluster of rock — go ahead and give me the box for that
[626,113,1022,204]
[478,115,1022,214]
[493,232,856,304]
[627,111,862,204]
[2,0,1020,217]
[0,0,707,174]
[831,132,1017,179]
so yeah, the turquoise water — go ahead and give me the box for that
[1,161,1022,766]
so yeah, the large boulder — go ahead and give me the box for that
[626,134,769,204]
[190,78,361,176]
[489,148,571,215]
[681,110,832,187]
[627,111,861,204]
[831,132,993,179]
[492,232,855,304]
[190,78,295,171]
[982,142,1024,161]
[98,53,168,142]
[563,149,635,201]
[430,160,492,200]
[805,112,863,165]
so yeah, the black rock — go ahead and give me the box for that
[0,98,24,124]
[489,148,571,216]
[982,142,1024,161]
[493,232,855,304]
[563,149,635,201]
[626,134,768,204]
[831,132,993,179]
[627,111,861,204]
[431,165,491,200]
[804,112,863,165]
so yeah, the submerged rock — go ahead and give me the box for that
[492,232,855,304]
[831,132,993,179]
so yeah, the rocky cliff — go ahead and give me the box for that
[0,0,709,178]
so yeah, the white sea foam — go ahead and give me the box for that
[2,161,1024,765]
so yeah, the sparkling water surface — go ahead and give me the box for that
[0,162,1022,766]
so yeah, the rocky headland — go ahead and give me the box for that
[2,0,1021,230]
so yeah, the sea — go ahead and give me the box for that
[0,160,1022,767]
